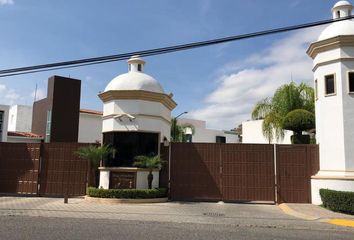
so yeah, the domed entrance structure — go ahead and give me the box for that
[307,1,354,204]
[98,56,176,189]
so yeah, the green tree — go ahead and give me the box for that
[133,155,163,189]
[251,82,315,143]
[171,117,184,142]
[75,145,113,187]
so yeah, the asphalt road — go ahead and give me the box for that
[1,216,354,240]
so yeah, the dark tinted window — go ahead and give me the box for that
[349,72,354,93]
[216,136,226,143]
[103,132,158,167]
[325,75,335,95]
[138,64,142,72]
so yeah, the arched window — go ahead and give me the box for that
[138,64,142,72]
[337,10,341,18]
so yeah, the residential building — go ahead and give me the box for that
[0,104,9,142]
[242,120,292,144]
[8,105,32,132]
[177,118,238,143]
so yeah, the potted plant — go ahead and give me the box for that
[133,155,163,189]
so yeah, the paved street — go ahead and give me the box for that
[0,197,353,239]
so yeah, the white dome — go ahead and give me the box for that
[333,1,352,9]
[105,71,164,93]
[104,56,165,93]
[318,20,354,41]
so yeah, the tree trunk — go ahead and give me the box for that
[147,170,153,189]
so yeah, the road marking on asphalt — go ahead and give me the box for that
[327,219,354,228]
[278,204,319,221]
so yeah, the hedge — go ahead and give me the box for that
[87,187,167,199]
[320,189,354,215]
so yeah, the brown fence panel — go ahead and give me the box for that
[170,143,222,201]
[0,143,40,195]
[221,144,275,202]
[39,143,90,197]
[276,144,319,203]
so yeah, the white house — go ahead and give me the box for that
[177,118,238,143]
[307,0,354,204]
[78,109,103,143]
[0,104,9,142]
[242,120,292,144]
[8,105,32,133]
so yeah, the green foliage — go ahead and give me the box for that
[171,117,184,142]
[251,82,315,143]
[290,134,310,144]
[283,109,315,134]
[133,155,163,171]
[75,145,113,168]
[320,189,354,215]
[87,187,167,199]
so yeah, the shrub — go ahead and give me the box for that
[320,189,354,215]
[283,109,315,134]
[291,134,310,144]
[87,187,168,199]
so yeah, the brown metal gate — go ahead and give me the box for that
[170,143,222,201]
[39,143,90,197]
[276,145,319,203]
[221,144,275,202]
[170,143,275,202]
[0,143,40,195]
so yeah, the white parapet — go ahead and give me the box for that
[136,170,159,189]
[99,170,110,189]
[98,167,160,190]
[311,177,354,205]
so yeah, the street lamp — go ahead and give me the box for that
[173,111,188,142]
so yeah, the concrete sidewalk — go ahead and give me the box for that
[279,203,354,228]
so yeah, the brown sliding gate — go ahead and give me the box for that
[0,143,40,195]
[165,143,319,203]
[169,143,275,202]
[0,142,92,197]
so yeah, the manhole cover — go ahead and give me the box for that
[203,212,225,217]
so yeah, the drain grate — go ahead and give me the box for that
[203,212,225,217]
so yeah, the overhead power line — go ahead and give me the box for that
[1,16,353,78]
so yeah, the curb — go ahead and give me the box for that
[278,203,354,228]
[278,203,319,221]
[85,196,168,204]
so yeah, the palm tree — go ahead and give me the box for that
[75,145,113,187]
[251,82,315,143]
[133,155,163,189]
[171,117,184,142]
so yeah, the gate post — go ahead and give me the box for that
[37,140,44,196]
[274,144,279,204]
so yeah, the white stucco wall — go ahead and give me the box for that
[177,118,238,143]
[102,100,171,142]
[8,105,33,132]
[99,170,110,189]
[78,113,103,143]
[0,105,9,142]
[136,170,159,189]
[99,169,159,190]
[242,120,292,144]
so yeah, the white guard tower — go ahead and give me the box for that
[307,1,354,204]
[98,56,176,190]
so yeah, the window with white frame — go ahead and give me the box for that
[348,72,354,93]
[45,110,52,143]
[325,74,336,96]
